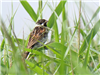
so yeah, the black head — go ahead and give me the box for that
[36,19,48,27]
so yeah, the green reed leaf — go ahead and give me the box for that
[0,39,5,52]
[20,0,37,22]
[79,20,100,55]
[47,1,66,28]
[83,31,93,68]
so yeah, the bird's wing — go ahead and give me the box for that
[27,26,46,49]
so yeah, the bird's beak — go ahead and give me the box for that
[45,20,48,23]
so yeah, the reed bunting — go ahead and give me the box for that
[24,19,49,59]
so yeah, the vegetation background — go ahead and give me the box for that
[0,0,100,75]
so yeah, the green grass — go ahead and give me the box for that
[1,0,100,75]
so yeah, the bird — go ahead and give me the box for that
[24,19,49,59]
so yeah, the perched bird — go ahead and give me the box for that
[24,19,49,59]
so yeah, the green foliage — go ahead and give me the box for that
[47,0,66,28]
[1,0,100,75]
[0,39,5,52]
[20,0,38,22]
[79,20,100,55]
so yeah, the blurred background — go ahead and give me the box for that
[0,0,100,75]
[0,0,99,42]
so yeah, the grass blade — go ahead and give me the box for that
[0,39,5,52]
[53,20,59,42]
[90,7,100,23]
[48,42,67,51]
[83,31,93,68]
[25,60,48,75]
[80,29,87,38]
[47,1,66,28]
[79,20,100,55]
[24,48,59,63]
[20,0,37,22]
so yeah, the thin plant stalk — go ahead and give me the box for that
[78,1,81,53]
[39,0,42,19]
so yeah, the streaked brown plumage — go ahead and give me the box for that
[24,19,49,59]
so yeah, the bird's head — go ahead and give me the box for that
[36,19,48,27]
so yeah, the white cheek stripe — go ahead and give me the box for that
[41,23,44,26]
[36,23,44,26]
